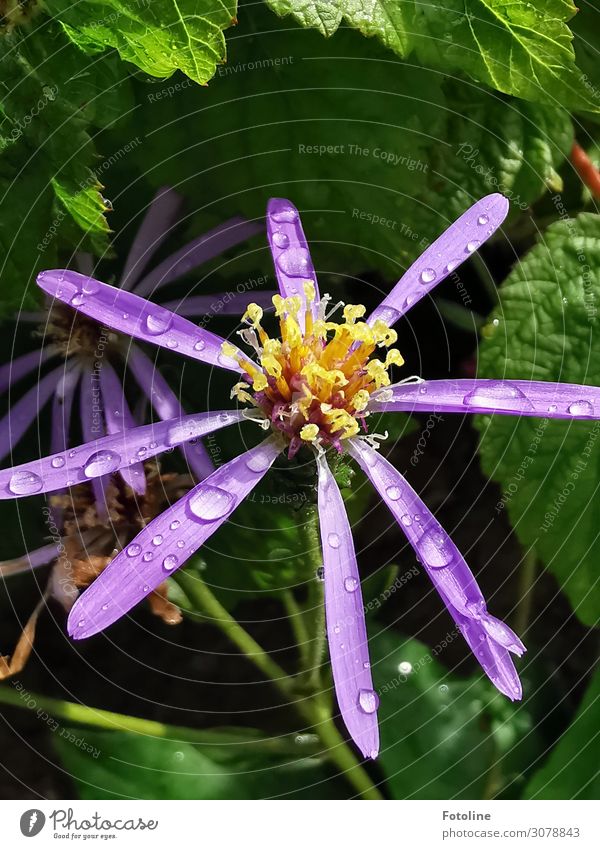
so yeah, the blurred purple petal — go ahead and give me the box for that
[127,345,213,480]
[347,438,524,700]
[316,454,379,759]
[100,362,146,496]
[134,217,264,297]
[37,270,244,373]
[161,289,277,317]
[50,362,82,528]
[80,365,109,519]
[267,198,320,330]
[0,364,63,465]
[368,194,509,326]
[67,435,283,638]
[0,346,58,395]
[0,410,244,500]
[121,187,184,290]
[370,378,600,419]
[0,542,63,577]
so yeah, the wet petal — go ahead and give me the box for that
[99,362,146,495]
[370,378,600,420]
[121,186,184,290]
[161,289,277,317]
[0,363,63,465]
[134,216,264,297]
[0,346,58,395]
[49,362,82,528]
[0,409,244,500]
[368,194,508,326]
[267,198,320,330]
[37,270,244,373]
[347,438,524,699]
[127,345,213,480]
[80,366,109,519]
[67,435,283,638]
[316,454,379,759]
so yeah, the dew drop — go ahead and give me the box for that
[101,603,110,611]
[126,543,141,557]
[8,470,43,495]
[246,449,272,473]
[82,278,100,295]
[445,259,461,273]
[271,207,297,223]
[401,514,412,527]
[144,309,173,336]
[344,576,359,592]
[176,539,185,549]
[142,552,153,562]
[276,247,311,278]
[415,526,454,568]
[84,449,121,478]
[548,404,557,413]
[419,268,436,285]
[377,305,402,325]
[272,231,289,249]
[152,534,163,546]
[163,554,178,572]
[137,447,147,459]
[477,214,489,226]
[466,239,480,253]
[170,519,181,531]
[398,661,412,675]
[363,661,371,670]
[188,485,236,522]
[78,619,85,629]
[70,293,86,307]
[193,339,206,352]
[166,338,178,349]
[463,380,534,412]
[333,624,341,635]
[357,688,379,715]
[386,485,402,501]
[51,456,65,469]
[567,399,593,416]
[328,532,341,549]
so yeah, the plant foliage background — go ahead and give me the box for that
[0,0,599,800]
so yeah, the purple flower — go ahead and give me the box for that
[3,187,269,516]
[3,193,598,759]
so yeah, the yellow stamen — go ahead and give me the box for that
[300,423,320,442]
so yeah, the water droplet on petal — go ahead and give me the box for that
[271,207,297,223]
[328,532,340,549]
[188,485,236,522]
[9,470,43,495]
[272,231,289,248]
[276,247,311,278]
[84,450,121,478]
[363,661,371,670]
[163,554,178,571]
[176,540,185,549]
[193,339,205,352]
[567,400,593,416]
[401,514,412,527]
[142,552,153,562]
[477,214,489,226]
[419,268,437,284]
[82,278,100,295]
[445,259,461,272]
[246,448,273,473]
[170,519,180,531]
[378,305,402,325]
[344,576,358,592]
[152,534,163,546]
[137,447,147,459]
[357,688,379,714]
[333,624,341,635]
[463,380,534,412]
[386,485,402,501]
[144,309,173,336]
[166,338,178,349]
[70,293,85,307]
[415,526,454,568]
[126,543,141,557]
[466,240,480,253]
[51,456,65,469]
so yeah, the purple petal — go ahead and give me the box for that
[121,186,184,290]
[370,378,600,420]
[0,364,63,465]
[80,365,109,519]
[49,363,82,529]
[347,438,524,700]
[36,270,244,373]
[0,541,63,576]
[99,362,146,496]
[160,289,277,317]
[0,346,58,395]
[368,194,509,326]
[0,409,245,500]
[127,345,213,480]
[133,217,264,297]
[67,435,283,638]
[267,198,320,330]
[316,454,379,759]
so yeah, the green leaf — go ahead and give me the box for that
[525,664,600,798]
[54,728,344,799]
[475,213,600,627]
[0,24,133,315]
[46,0,237,85]
[265,0,599,111]
[372,631,543,799]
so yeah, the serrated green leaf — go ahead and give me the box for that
[54,728,345,799]
[524,664,600,798]
[47,0,237,85]
[475,213,600,627]
[265,0,599,111]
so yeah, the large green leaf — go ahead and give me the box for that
[372,631,542,799]
[54,728,345,799]
[476,213,600,627]
[525,664,600,798]
[46,0,237,85]
[265,0,599,111]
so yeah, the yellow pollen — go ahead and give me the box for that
[300,423,320,442]
[372,319,398,347]
[303,281,316,303]
[243,303,263,327]
[343,304,366,324]
[352,390,370,412]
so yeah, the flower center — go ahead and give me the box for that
[223,283,403,453]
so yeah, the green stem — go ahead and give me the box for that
[173,568,383,800]
[298,506,327,690]
[282,589,311,670]
[514,547,538,637]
